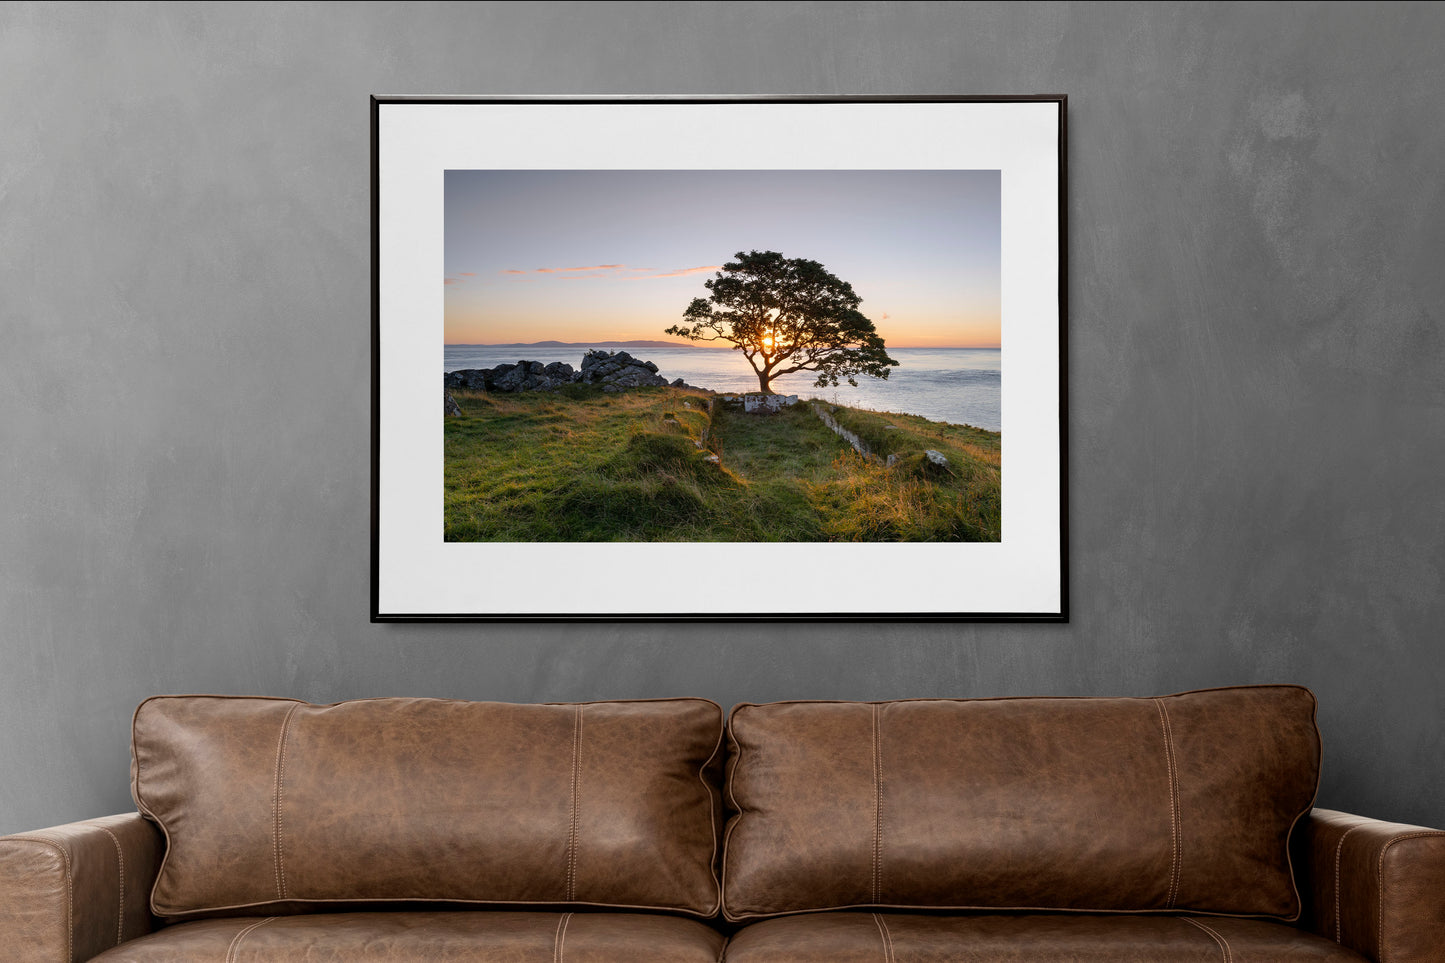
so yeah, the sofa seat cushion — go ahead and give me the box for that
[88,910,726,962]
[723,912,1368,962]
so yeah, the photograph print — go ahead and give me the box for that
[442,169,1003,544]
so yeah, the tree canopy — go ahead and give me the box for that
[665,250,898,395]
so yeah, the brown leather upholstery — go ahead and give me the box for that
[87,910,727,962]
[723,686,1320,921]
[1296,808,1445,963]
[131,696,724,918]
[0,813,163,963]
[722,911,1368,962]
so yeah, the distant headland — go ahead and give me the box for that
[445,339,726,350]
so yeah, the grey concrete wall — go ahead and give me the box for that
[2,1,1442,835]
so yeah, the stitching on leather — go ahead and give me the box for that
[1152,700,1177,907]
[876,912,897,963]
[1377,830,1445,963]
[1333,824,1363,944]
[272,704,301,900]
[554,911,573,963]
[870,912,897,963]
[872,703,882,905]
[1154,698,1182,908]
[98,825,125,946]
[12,836,72,963]
[1165,702,1182,906]
[702,704,725,918]
[1183,917,1232,963]
[225,916,276,963]
[567,705,582,902]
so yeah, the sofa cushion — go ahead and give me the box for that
[88,910,728,962]
[131,697,723,918]
[723,911,1366,962]
[723,686,1320,921]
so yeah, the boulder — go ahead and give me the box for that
[446,360,578,393]
[444,391,462,417]
[886,449,954,474]
[444,369,491,391]
[494,364,530,392]
[579,349,671,390]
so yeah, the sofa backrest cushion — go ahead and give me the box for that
[132,696,724,918]
[721,685,1320,922]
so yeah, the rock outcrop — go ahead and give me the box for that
[444,390,462,417]
[578,350,670,392]
[444,350,710,395]
[445,360,576,393]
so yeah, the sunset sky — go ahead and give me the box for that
[444,169,1000,348]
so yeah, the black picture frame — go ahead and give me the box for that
[372,95,1067,622]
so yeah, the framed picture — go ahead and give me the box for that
[373,95,1066,621]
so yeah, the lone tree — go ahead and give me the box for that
[665,250,898,395]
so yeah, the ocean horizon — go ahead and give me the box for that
[445,343,1001,431]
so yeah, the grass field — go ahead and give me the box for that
[444,385,1000,542]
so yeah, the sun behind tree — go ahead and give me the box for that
[665,250,898,395]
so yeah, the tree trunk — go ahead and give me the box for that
[756,371,774,394]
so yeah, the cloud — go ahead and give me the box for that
[458,272,475,276]
[520,263,719,281]
[444,277,461,285]
[533,264,630,278]
[642,265,721,279]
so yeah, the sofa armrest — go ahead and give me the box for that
[1296,808,1445,963]
[0,813,163,963]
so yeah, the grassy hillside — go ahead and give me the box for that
[444,385,1000,542]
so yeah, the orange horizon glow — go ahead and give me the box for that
[444,335,1000,349]
[443,332,999,348]
[443,316,1001,350]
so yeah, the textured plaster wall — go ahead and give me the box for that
[2,1,1442,834]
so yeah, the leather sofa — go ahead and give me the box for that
[1,686,1440,962]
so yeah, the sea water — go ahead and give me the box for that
[444,344,1001,432]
